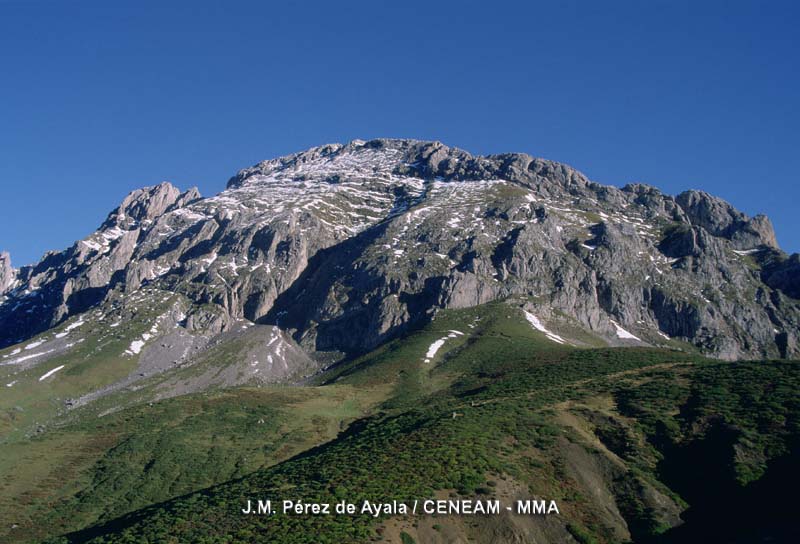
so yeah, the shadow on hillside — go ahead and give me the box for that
[640,428,800,543]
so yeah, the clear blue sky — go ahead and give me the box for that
[1,0,798,266]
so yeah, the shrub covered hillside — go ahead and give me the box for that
[1,303,791,543]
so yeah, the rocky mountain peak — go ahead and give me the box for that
[225,138,595,201]
[676,189,778,249]
[225,138,428,189]
[0,139,798,363]
[101,182,199,230]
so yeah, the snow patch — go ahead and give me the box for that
[201,252,218,266]
[423,330,465,363]
[523,311,566,344]
[127,340,146,355]
[610,320,641,341]
[101,226,126,241]
[80,240,104,251]
[64,319,85,333]
[424,339,447,362]
[38,365,65,381]
[0,349,52,366]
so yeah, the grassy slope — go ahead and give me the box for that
[0,290,183,443]
[1,382,388,543]
[1,301,798,543]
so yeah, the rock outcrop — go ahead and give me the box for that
[0,252,15,295]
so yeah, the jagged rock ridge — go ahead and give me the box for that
[1,138,798,363]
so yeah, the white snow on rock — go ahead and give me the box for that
[610,320,641,341]
[201,252,218,266]
[523,311,566,344]
[171,208,210,223]
[1,348,57,366]
[80,240,104,252]
[126,340,146,355]
[38,365,65,381]
[61,319,85,334]
[101,226,126,242]
[123,311,172,356]
[24,340,45,350]
[64,319,85,332]
[153,264,172,277]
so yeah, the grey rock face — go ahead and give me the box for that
[761,252,800,299]
[101,182,183,228]
[676,190,778,249]
[1,138,798,362]
[0,252,14,295]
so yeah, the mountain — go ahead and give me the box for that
[1,139,799,544]
[1,139,798,369]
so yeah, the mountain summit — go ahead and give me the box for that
[1,139,798,386]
